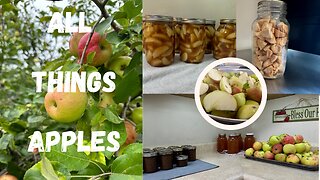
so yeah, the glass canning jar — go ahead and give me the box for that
[214,19,236,59]
[205,20,216,54]
[252,0,289,79]
[179,18,206,63]
[244,133,256,150]
[143,15,175,67]
[174,17,182,53]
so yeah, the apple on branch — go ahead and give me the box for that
[108,56,131,77]
[125,120,137,145]
[69,32,85,57]
[78,32,112,66]
[44,84,88,123]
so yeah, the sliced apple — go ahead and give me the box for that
[229,76,243,89]
[237,105,259,119]
[246,87,262,102]
[246,100,259,106]
[208,69,222,82]
[200,82,209,95]
[203,75,213,84]
[219,77,232,94]
[211,110,236,118]
[233,93,246,108]
[203,90,237,112]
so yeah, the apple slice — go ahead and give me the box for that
[236,105,259,119]
[203,90,237,112]
[211,110,236,118]
[246,87,262,102]
[208,69,222,82]
[229,76,243,89]
[200,82,209,95]
[219,77,232,94]
[233,93,246,108]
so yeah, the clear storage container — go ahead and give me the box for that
[252,0,289,79]
[143,15,175,67]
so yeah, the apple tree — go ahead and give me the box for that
[0,0,143,179]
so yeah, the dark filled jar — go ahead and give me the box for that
[181,145,197,161]
[143,151,158,173]
[176,155,188,167]
[152,147,166,168]
[235,133,243,151]
[244,133,256,150]
[172,147,183,164]
[158,148,173,170]
[227,134,239,154]
[168,146,180,150]
[217,133,228,153]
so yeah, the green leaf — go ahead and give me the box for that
[106,31,122,44]
[24,161,70,180]
[110,174,142,180]
[63,6,76,16]
[24,161,46,180]
[86,52,96,65]
[0,0,10,5]
[88,152,106,165]
[41,157,59,180]
[39,16,52,23]
[96,17,113,35]
[49,6,62,13]
[104,108,122,124]
[121,0,142,19]
[122,143,142,155]
[61,61,81,71]
[0,134,14,150]
[114,68,141,103]
[0,150,12,164]
[113,12,127,20]
[77,162,106,176]
[27,115,46,124]
[84,105,102,127]
[111,152,142,175]
[44,142,90,172]
[124,52,142,75]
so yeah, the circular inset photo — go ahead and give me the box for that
[194,58,267,130]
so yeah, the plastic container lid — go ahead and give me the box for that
[158,148,173,155]
[176,155,188,161]
[143,151,158,157]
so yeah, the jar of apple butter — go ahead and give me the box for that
[227,134,239,154]
[217,133,228,153]
[158,148,173,170]
[143,151,158,173]
[235,133,243,151]
[181,145,196,161]
[244,133,256,150]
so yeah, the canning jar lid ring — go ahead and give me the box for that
[172,147,183,152]
[220,19,236,24]
[205,19,216,25]
[174,17,183,22]
[143,151,158,157]
[182,18,205,24]
[176,155,188,160]
[184,145,196,150]
[219,133,226,136]
[229,133,237,137]
[143,15,173,22]
[246,132,254,136]
[158,148,173,155]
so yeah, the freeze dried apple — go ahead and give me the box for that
[143,15,175,67]
[213,19,236,59]
[252,17,289,78]
[179,19,206,63]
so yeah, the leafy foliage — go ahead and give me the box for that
[0,0,142,179]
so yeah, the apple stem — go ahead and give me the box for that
[78,14,104,66]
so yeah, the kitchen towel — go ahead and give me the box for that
[143,160,219,180]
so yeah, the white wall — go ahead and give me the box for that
[143,0,236,26]
[143,95,319,147]
[236,0,259,50]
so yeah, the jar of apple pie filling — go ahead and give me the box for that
[143,15,175,67]
[213,19,236,59]
[205,20,216,54]
[174,17,182,53]
[252,0,289,79]
[179,18,206,63]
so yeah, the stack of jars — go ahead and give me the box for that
[217,133,255,154]
[143,15,237,67]
[143,145,197,173]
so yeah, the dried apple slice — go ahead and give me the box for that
[203,90,237,112]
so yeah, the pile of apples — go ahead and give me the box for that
[245,134,319,166]
[200,69,262,119]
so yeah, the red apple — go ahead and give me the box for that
[282,135,295,145]
[125,121,137,145]
[78,32,112,66]
[272,143,283,154]
[294,134,304,143]
[264,151,275,160]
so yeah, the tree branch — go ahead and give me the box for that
[78,14,104,65]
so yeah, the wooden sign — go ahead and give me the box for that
[273,105,319,123]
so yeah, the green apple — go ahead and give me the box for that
[200,82,209,95]
[44,85,88,123]
[262,143,272,152]
[131,107,143,124]
[296,153,302,160]
[253,141,262,151]
[254,151,264,158]
[78,32,112,66]
[202,90,237,112]
[245,100,259,106]
[302,152,313,157]
[233,93,246,108]
[286,154,300,164]
[295,143,306,154]
[275,153,287,162]
[269,135,281,146]
[245,148,254,156]
[283,144,296,154]
[99,92,114,108]
[304,142,311,152]
[219,76,232,94]
[301,156,319,166]
[108,56,131,77]
[211,110,236,118]
[124,121,137,145]
[69,32,85,57]
[236,105,258,119]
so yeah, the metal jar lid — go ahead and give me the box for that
[174,17,183,23]
[143,151,158,158]
[205,20,216,25]
[219,133,226,136]
[220,19,236,24]
[153,147,166,152]
[158,148,173,155]
[143,148,152,153]
[168,146,180,150]
[183,145,196,150]
[181,18,205,25]
[176,155,188,161]
[143,15,173,22]
[172,147,183,152]
[246,133,254,136]
[258,0,287,14]
[229,133,237,137]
